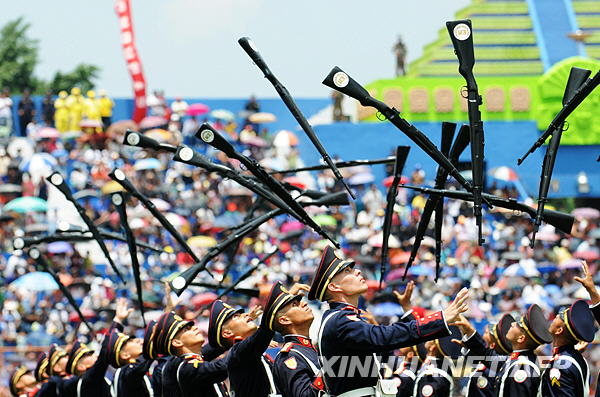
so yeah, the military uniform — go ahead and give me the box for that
[58,337,112,397]
[392,359,416,397]
[310,247,450,396]
[273,335,323,397]
[591,302,600,397]
[412,325,461,397]
[208,300,278,397]
[463,314,513,397]
[108,322,154,397]
[413,357,453,397]
[538,300,596,397]
[153,312,229,397]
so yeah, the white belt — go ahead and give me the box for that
[337,386,376,397]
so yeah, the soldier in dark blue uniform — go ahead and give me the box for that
[465,303,551,397]
[34,352,59,397]
[455,313,513,397]
[207,285,308,397]
[539,299,597,397]
[308,246,469,397]
[573,260,600,397]
[413,325,462,397]
[9,365,39,397]
[391,347,418,397]
[154,311,229,397]
[264,281,324,397]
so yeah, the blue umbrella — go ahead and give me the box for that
[371,302,404,317]
[3,197,48,213]
[47,241,74,254]
[134,158,162,171]
[10,272,58,291]
[407,265,433,277]
[19,153,57,172]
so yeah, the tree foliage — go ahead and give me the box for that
[0,17,100,95]
[0,17,39,93]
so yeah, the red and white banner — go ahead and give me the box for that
[115,0,147,123]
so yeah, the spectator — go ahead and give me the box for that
[98,89,115,128]
[53,91,69,132]
[0,88,14,137]
[41,91,55,127]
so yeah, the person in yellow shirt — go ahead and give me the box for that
[83,90,102,124]
[54,91,69,132]
[66,87,84,131]
[98,89,115,128]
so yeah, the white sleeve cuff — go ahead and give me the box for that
[590,301,600,309]
[462,331,476,342]
[401,309,413,319]
[440,312,451,335]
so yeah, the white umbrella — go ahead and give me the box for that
[7,138,34,159]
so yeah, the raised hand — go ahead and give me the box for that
[574,261,600,304]
[393,281,415,312]
[452,314,476,338]
[360,309,379,326]
[115,297,133,323]
[442,288,470,325]
[248,305,263,320]
[289,283,310,296]
[165,282,182,312]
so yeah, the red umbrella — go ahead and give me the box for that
[187,103,210,116]
[281,221,304,233]
[68,308,96,322]
[139,116,167,130]
[192,292,218,309]
[38,127,60,139]
[573,251,599,262]
[383,175,409,188]
[283,176,306,190]
[80,119,103,128]
[489,166,519,182]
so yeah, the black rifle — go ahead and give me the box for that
[380,146,410,289]
[270,157,396,175]
[519,70,600,164]
[169,191,349,295]
[404,124,470,280]
[322,67,483,201]
[238,37,355,200]
[400,185,574,235]
[196,123,340,248]
[123,129,178,153]
[13,231,163,253]
[111,192,146,327]
[188,283,260,298]
[446,20,485,245]
[46,172,126,283]
[530,67,591,247]
[27,248,94,333]
[108,169,213,279]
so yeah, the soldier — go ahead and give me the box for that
[154,311,229,397]
[265,281,324,397]
[208,284,307,397]
[58,297,131,397]
[470,304,550,397]
[413,326,462,397]
[538,299,597,396]
[34,353,58,397]
[309,246,469,396]
[573,260,600,397]
[391,347,418,397]
[47,344,69,378]
[9,366,39,397]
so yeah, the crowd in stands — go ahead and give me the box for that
[0,92,599,395]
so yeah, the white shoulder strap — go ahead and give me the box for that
[110,368,122,397]
[556,355,589,397]
[499,357,540,397]
[76,378,83,397]
[317,311,338,393]
[290,348,320,376]
[401,369,416,381]
[143,375,155,397]
[213,383,224,397]
[260,355,280,396]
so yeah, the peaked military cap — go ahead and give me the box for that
[106,329,133,367]
[435,325,462,359]
[47,344,68,376]
[560,299,597,343]
[142,320,158,360]
[34,353,48,382]
[262,281,303,331]
[66,341,94,375]
[208,300,244,348]
[309,246,355,301]
[490,313,514,355]
[412,343,428,363]
[154,312,194,356]
[9,366,30,397]
[516,303,552,345]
